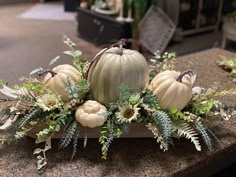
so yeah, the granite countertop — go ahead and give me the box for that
[0,48,236,177]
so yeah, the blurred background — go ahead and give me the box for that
[0,0,235,83]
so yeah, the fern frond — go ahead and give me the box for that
[146,123,168,151]
[153,111,172,146]
[195,121,213,151]
[17,107,43,128]
[0,136,17,144]
[59,121,78,149]
[71,127,79,161]
[172,121,201,151]
[206,128,223,148]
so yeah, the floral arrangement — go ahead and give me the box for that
[0,38,235,170]
[218,55,236,83]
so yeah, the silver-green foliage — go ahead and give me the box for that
[153,111,172,146]
[65,78,90,100]
[71,127,80,161]
[59,121,78,149]
[195,121,212,151]
[17,108,44,128]
[99,118,122,159]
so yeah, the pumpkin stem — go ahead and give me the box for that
[85,39,127,79]
[37,69,57,77]
[176,69,193,82]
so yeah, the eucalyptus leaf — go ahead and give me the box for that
[74,50,82,57]
[37,158,47,170]
[33,148,43,154]
[49,56,60,66]
[63,51,74,57]
[29,67,44,75]
[44,137,52,151]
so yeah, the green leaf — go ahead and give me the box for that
[65,78,90,100]
[0,80,6,85]
[192,100,214,116]
[74,50,82,57]
[119,84,132,103]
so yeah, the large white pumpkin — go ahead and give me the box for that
[88,47,149,106]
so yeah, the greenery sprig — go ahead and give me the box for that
[218,56,236,83]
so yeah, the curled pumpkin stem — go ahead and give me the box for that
[37,70,57,77]
[86,39,127,79]
[176,69,193,82]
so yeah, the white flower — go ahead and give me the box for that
[115,104,140,123]
[36,94,61,111]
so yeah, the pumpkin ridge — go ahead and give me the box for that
[159,82,177,109]
[169,85,183,109]
[108,55,121,101]
[90,56,105,100]
[153,80,171,99]
[55,75,68,100]
[135,55,146,90]
[97,56,114,104]
[61,70,80,82]
[125,55,135,88]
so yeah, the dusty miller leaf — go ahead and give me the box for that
[64,51,74,57]
[34,137,52,170]
[49,56,60,66]
[33,148,43,154]
[29,67,44,75]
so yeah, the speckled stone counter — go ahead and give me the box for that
[0,49,236,177]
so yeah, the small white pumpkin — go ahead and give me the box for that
[75,100,107,128]
[43,64,81,102]
[149,70,196,110]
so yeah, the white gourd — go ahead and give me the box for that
[75,100,107,128]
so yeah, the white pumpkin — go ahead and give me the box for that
[149,70,196,110]
[88,47,149,106]
[75,100,107,128]
[43,64,81,102]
